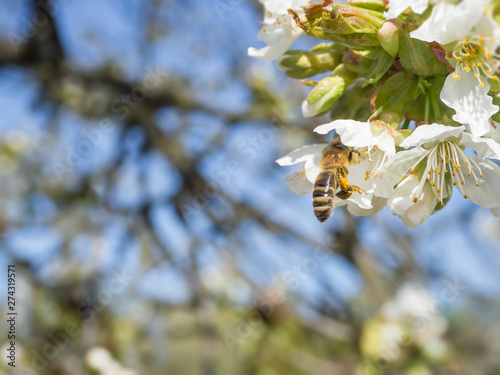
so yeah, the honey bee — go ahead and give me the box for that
[312,140,363,222]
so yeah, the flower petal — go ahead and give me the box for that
[276,144,326,166]
[399,124,465,149]
[440,71,498,137]
[384,0,428,19]
[388,175,437,228]
[460,132,500,160]
[410,0,485,45]
[301,99,322,118]
[492,207,500,217]
[373,129,396,157]
[315,120,374,148]
[346,195,387,216]
[248,0,307,61]
[461,157,500,208]
[376,147,429,198]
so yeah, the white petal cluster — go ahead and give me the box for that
[247,0,310,61]
[278,118,500,227]
[249,0,500,226]
[411,0,500,137]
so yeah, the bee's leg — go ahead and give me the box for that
[336,177,364,200]
[336,190,352,200]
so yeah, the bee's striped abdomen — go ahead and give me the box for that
[312,170,337,223]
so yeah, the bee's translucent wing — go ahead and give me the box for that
[287,164,323,196]
[277,143,326,196]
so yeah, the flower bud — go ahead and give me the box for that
[302,64,357,117]
[289,3,384,51]
[378,19,401,57]
[342,50,374,74]
[375,111,403,129]
[277,43,345,79]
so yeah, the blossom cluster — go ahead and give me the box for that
[249,0,500,227]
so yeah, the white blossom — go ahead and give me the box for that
[248,0,309,61]
[411,0,500,137]
[378,124,500,226]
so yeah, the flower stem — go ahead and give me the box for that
[428,87,442,122]
[401,118,411,130]
[424,90,431,124]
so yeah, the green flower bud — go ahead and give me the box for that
[375,110,403,129]
[277,43,345,79]
[347,0,387,13]
[289,3,384,51]
[302,64,358,117]
[342,50,374,74]
[377,19,401,57]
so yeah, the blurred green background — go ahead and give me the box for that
[0,1,500,374]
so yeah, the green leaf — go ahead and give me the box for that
[365,50,394,84]
[399,29,450,77]
[375,70,417,112]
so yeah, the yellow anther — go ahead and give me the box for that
[478,62,482,67]
[441,202,445,208]
[474,74,479,79]
[479,174,484,177]
[461,181,465,185]
[464,194,468,199]
[476,183,480,187]
[479,82,485,88]
[436,189,441,193]
[413,197,418,203]
[453,181,457,186]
